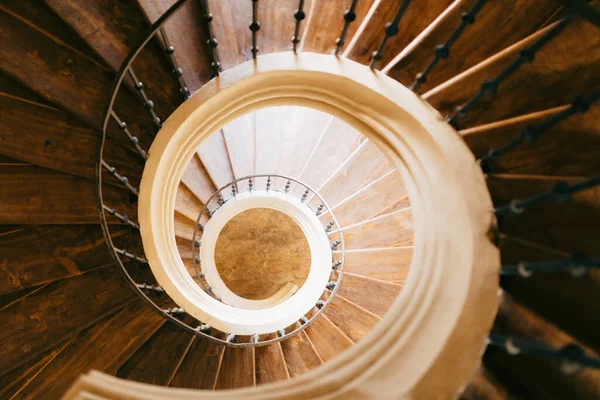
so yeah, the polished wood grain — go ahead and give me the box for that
[215,347,255,389]
[488,174,600,255]
[170,336,225,389]
[305,314,354,362]
[255,334,289,385]
[0,166,137,224]
[117,323,195,386]
[16,300,165,399]
[255,106,291,175]
[174,210,197,242]
[280,331,323,378]
[0,225,130,295]
[340,247,412,283]
[462,102,600,177]
[210,0,252,70]
[196,130,235,189]
[324,293,381,343]
[0,286,45,312]
[222,115,255,181]
[181,154,217,205]
[340,207,413,249]
[387,0,559,92]
[257,0,297,54]
[0,267,135,375]
[346,0,453,66]
[424,2,600,128]
[336,272,402,316]
[175,183,204,222]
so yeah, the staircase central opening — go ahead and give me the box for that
[214,207,311,300]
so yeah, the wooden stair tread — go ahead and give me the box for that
[324,293,381,343]
[305,314,354,363]
[387,0,559,93]
[175,183,205,223]
[257,0,299,55]
[197,130,235,189]
[329,169,407,228]
[170,336,225,389]
[181,154,217,205]
[424,3,600,128]
[340,247,412,283]
[255,334,289,385]
[488,174,600,254]
[210,0,252,70]
[346,0,453,67]
[0,267,136,375]
[280,331,323,378]
[0,165,137,224]
[16,300,166,399]
[462,102,600,177]
[215,347,256,390]
[460,367,510,400]
[222,115,255,180]
[317,139,393,209]
[336,272,402,317]
[255,107,290,175]
[339,207,414,249]
[0,286,45,312]
[116,323,195,386]
[174,212,196,242]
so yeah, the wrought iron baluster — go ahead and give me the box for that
[495,176,600,217]
[110,111,147,159]
[158,27,190,100]
[335,0,359,56]
[136,283,164,292]
[410,0,488,92]
[369,0,412,69]
[101,160,138,195]
[292,0,306,52]
[501,253,599,277]
[202,0,221,77]
[114,247,148,264]
[127,68,162,129]
[447,16,572,128]
[102,204,140,229]
[250,0,260,58]
[479,91,600,169]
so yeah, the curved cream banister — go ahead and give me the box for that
[66,52,499,399]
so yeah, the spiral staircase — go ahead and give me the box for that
[1,0,599,399]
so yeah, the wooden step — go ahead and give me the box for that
[222,115,255,180]
[324,293,381,343]
[345,0,453,67]
[339,207,413,249]
[483,294,600,399]
[175,183,205,222]
[0,225,129,295]
[181,154,217,205]
[15,299,166,399]
[0,166,137,224]
[255,106,290,175]
[328,169,407,227]
[301,0,375,54]
[215,347,256,389]
[256,0,299,55]
[137,0,213,93]
[0,286,44,312]
[116,323,195,386]
[210,0,252,70]
[0,266,136,375]
[174,212,196,242]
[255,334,289,385]
[197,130,235,189]
[336,273,402,317]
[280,331,323,378]
[460,367,510,400]
[317,139,393,209]
[386,0,559,93]
[462,102,600,177]
[305,314,354,362]
[340,247,412,283]
[170,336,225,389]
[424,3,600,128]
[488,174,599,254]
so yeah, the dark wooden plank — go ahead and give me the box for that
[0,336,74,400]
[424,3,600,128]
[137,0,212,93]
[170,336,225,389]
[387,0,559,92]
[280,331,322,378]
[0,225,131,295]
[0,71,56,107]
[346,0,453,66]
[483,295,600,400]
[462,102,600,177]
[255,333,289,385]
[0,166,137,224]
[0,285,45,312]
[210,0,253,70]
[488,174,600,255]
[324,292,381,343]
[0,94,142,182]
[215,347,255,389]
[255,0,296,54]
[335,272,402,317]
[305,314,354,362]
[16,300,165,399]
[117,322,195,386]
[460,368,510,400]
[0,267,136,375]
[44,0,180,117]
[302,0,376,54]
